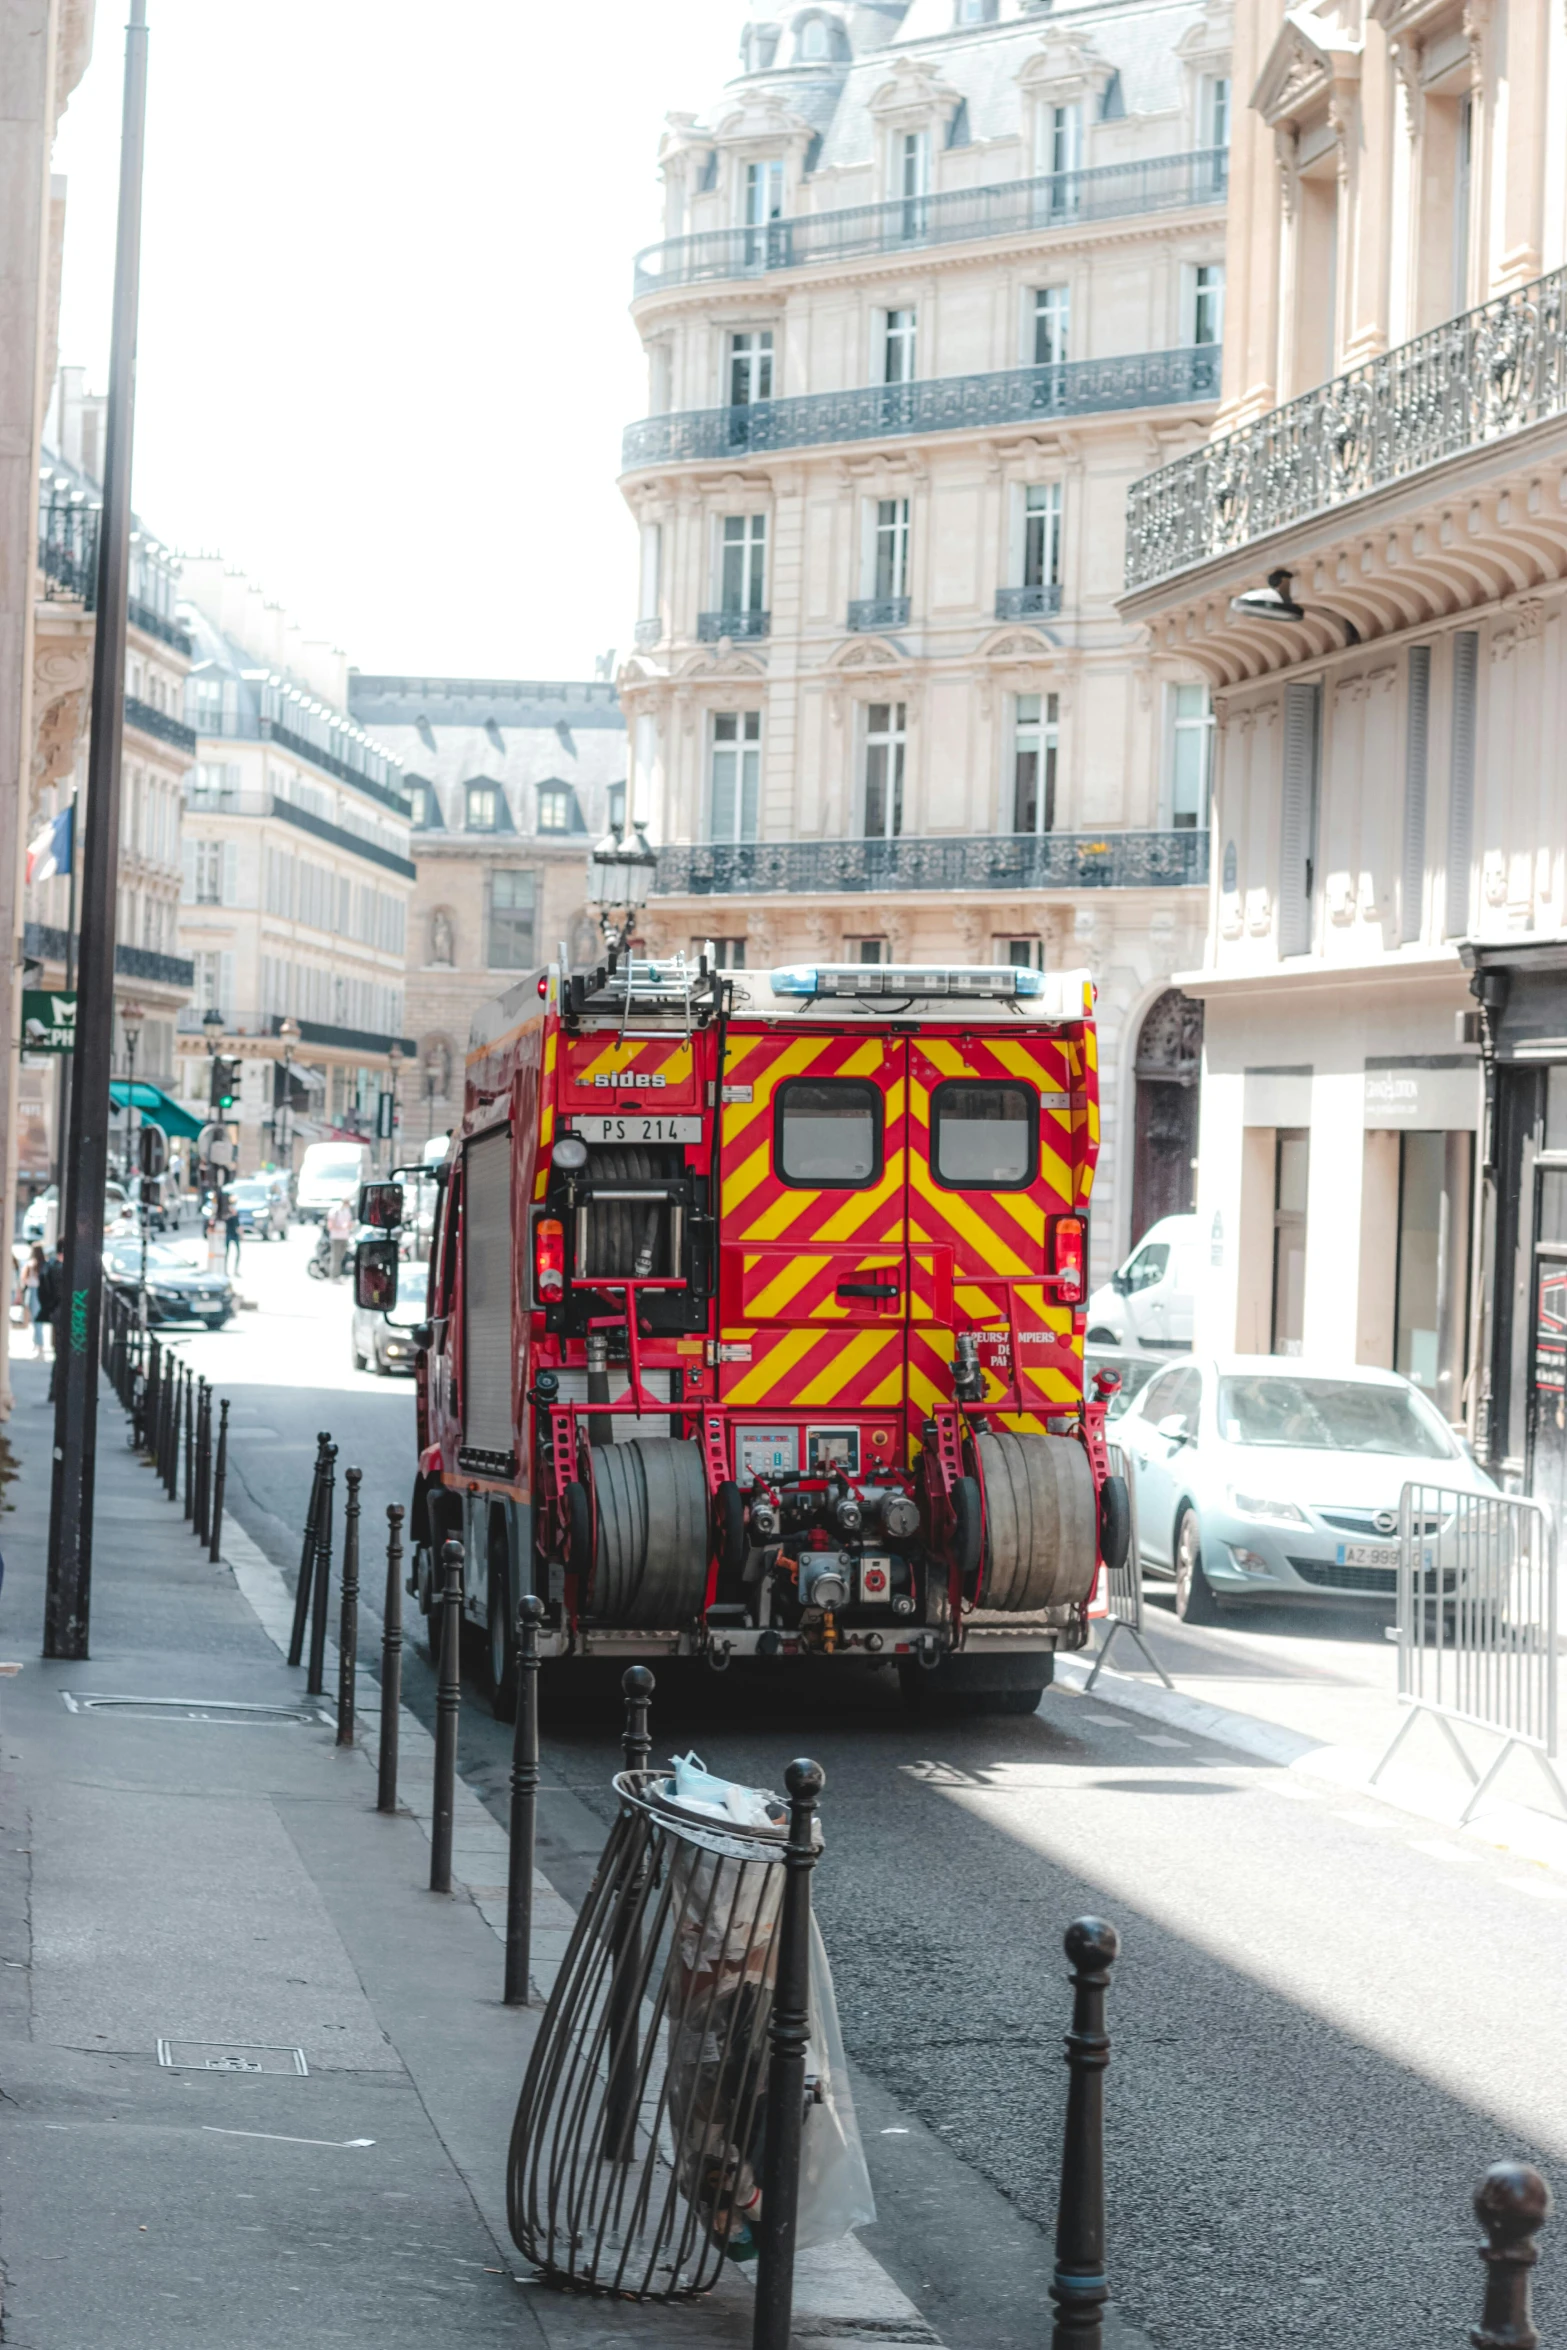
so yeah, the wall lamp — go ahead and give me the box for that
[1230,566,1360,646]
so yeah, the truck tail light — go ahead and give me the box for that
[1049,1214,1086,1307]
[536,1217,565,1301]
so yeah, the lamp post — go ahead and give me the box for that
[276,1016,300,1181]
[118,999,145,1185]
[385,1040,404,1174]
[586,818,658,955]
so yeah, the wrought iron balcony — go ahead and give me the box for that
[128,596,193,657]
[651,829,1209,899]
[696,609,771,642]
[115,943,196,988]
[176,1007,416,1055]
[38,494,99,606]
[192,706,411,816]
[847,596,911,632]
[1125,265,1567,591]
[633,149,1229,296]
[179,785,416,880]
[995,584,1063,620]
[124,694,198,754]
[624,347,1219,472]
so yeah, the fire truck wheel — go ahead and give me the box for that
[974,1431,1097,1611]
[898,1652,1052,1716]
[1099,1475,1131,1575]
[589,1438,710,1624]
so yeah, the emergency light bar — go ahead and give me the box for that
[770,964,1044,1000]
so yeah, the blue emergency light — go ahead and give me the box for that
[769,964,1044,999]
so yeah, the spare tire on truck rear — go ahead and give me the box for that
[588,1438,711,1626]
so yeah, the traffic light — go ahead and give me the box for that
[210,1055,239,1112]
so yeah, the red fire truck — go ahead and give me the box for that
[359,952,1128,1716]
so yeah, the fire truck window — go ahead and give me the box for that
[932,1082,1036,1189]
[776,1080,882,1188]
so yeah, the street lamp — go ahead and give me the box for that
[119,999,145,1185]
[1230,566,1361,646]
[385,1040,404,1173]
[586,818,657,954]
[276,1016,301,1179]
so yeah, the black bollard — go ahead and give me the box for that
[162,1355,178,1494]
[194,1381,211,1544]
[288,1434,330,1669]
[208,1399,229,1563]
[378,1504,404,1813]
[430,1536,464,1893]
[622,1663,654,1774]
[182,1366,195,1518]
[1050,1918,1120,2350]
[1472,2163,1550,2350]
[504,1594,545,2006]
[306,1443,337,1699]
[337,1467,361,1747]
[753,1758,826,2350]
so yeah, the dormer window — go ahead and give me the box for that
[744,158,785,229]
[537,782,580,834]
[955,0,997,21]
[466,783,502,832]
[798,16,830,60]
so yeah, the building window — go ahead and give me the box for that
[872,498,911,602]
[1453,95,1473,312]
[956,0,997,21]
[695,936,747,969]
[743,157,784,226]
[848,937,889,965]
[710,710,761,842]
[537,784,576,833]
[883,308,917,385]
[193,838,232,905]
[1033,285,1070,367]
[1192,262,1225,347]
[1204,74,1230,151]
[1048,101,1082,177]
[1022,484,1063,590]
[1170,684,1214,828]
[486,869,537,970]
[1271,1129,1309,1355]
[638,522,662,628]
[729,329,774,406]
[1013,693,1059,834]
[1279,679,1322,956]
[466,783,501,831]
[996,936,1043,969]
[720,513,768,614]
[864,702,906,839]
[798,14,831,60]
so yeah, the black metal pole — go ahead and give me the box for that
[207,1398,228,1562]
[43,0,150,1662]
[336,1466,360,1747]
[1472,2164,1550,2350]
[378,1503,404,1813]
[1050,1918,1120,2350]
[753,1757,825,2350]
[182,1365,194,1519]
[622,1663,654,1773]
[288,1432,328,1668]
[504,1594,544,2006]
[604,1662,657,2156]
[430,1535,463,1893]
[306,1444,336,1699]
[194,1379,210,1543]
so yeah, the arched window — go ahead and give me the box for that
[795,12,835,61]
[1130,989,1204,1245]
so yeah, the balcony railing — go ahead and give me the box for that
[624,347,1220,471]
[180,786,416,881]
[697,610,771,642]
[193,707,410,816]
[176,1007,416,1056]
[634,149,1229,295]
[995,583,1063,620]
[847,596,910,633]
[1126,264,1567,591]
[23,922,194,990]
[38,495,99,606]
[651,829,1209,898]
[129,596,192,656]
[124,694,198,754]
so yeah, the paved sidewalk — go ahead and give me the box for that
[0,1361,934,2349]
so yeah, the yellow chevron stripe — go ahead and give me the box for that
[792,1338,904,1407]
[744,1253,832,1319]
[724,1326,822,1405]
[741,1183,823,1245]
[813,1153,905,1244]
[723,1137,775,1217]
[721,1035,828,1146]
[909,1158,1030,1275]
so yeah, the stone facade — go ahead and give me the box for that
[349,678,627,1146]
[617,0,1231,1276]
[1120,0,1567,1481]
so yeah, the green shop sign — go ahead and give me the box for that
[21,990,77,1054]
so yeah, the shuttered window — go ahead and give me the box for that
[1401,646,1431,942]
[1278,680,1321,958]
[1445,631,1478,938]
[462,1127,514,1457]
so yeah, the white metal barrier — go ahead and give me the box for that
[1371,1482,1566,1824]
[1084,1446,1173,1690]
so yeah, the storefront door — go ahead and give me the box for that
[1527,1160,1567,1518]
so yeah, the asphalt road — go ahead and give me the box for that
[158,1231,1567,2350]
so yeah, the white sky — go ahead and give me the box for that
[52,0,742,683]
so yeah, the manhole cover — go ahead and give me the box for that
[62,1695,326,1726]
[158,2039,309,2075]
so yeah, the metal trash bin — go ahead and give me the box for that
[507,1766,809,2300]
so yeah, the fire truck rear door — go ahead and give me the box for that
[717,1031,908,1413]
[907,1034,1082,1424]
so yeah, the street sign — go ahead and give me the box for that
[20,990,77,1054]
[376,1091,395,1139]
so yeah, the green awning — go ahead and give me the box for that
[108,1080,203,1140]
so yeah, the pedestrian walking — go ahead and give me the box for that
[39,1240,66,1399]
[220,1181,242,1275]
[327,1195,353,1281]
[19,1243,45,1357]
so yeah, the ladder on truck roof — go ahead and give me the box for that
[558,946,715,1045]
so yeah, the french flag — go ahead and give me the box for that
[25,805,72,886]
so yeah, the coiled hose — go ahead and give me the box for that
[589,1438,711,1624]
[583,1145,680,1280]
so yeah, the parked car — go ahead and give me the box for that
[24,1181,131,1244]
[351,1258,429,1375]
[227,1177,288,1240]
[296,1141,372,1223]
[103,1239,235,1329]
[1085,1344,1170,1423]
[1085,1214,1202,1352]
[1113,1356,1497,1620]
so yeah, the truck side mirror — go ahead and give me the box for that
[354,1238,399,1313]
[358,1181,405,1230]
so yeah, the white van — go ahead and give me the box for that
[1086,1213,1202,1352]
[296,1141,372,1224]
